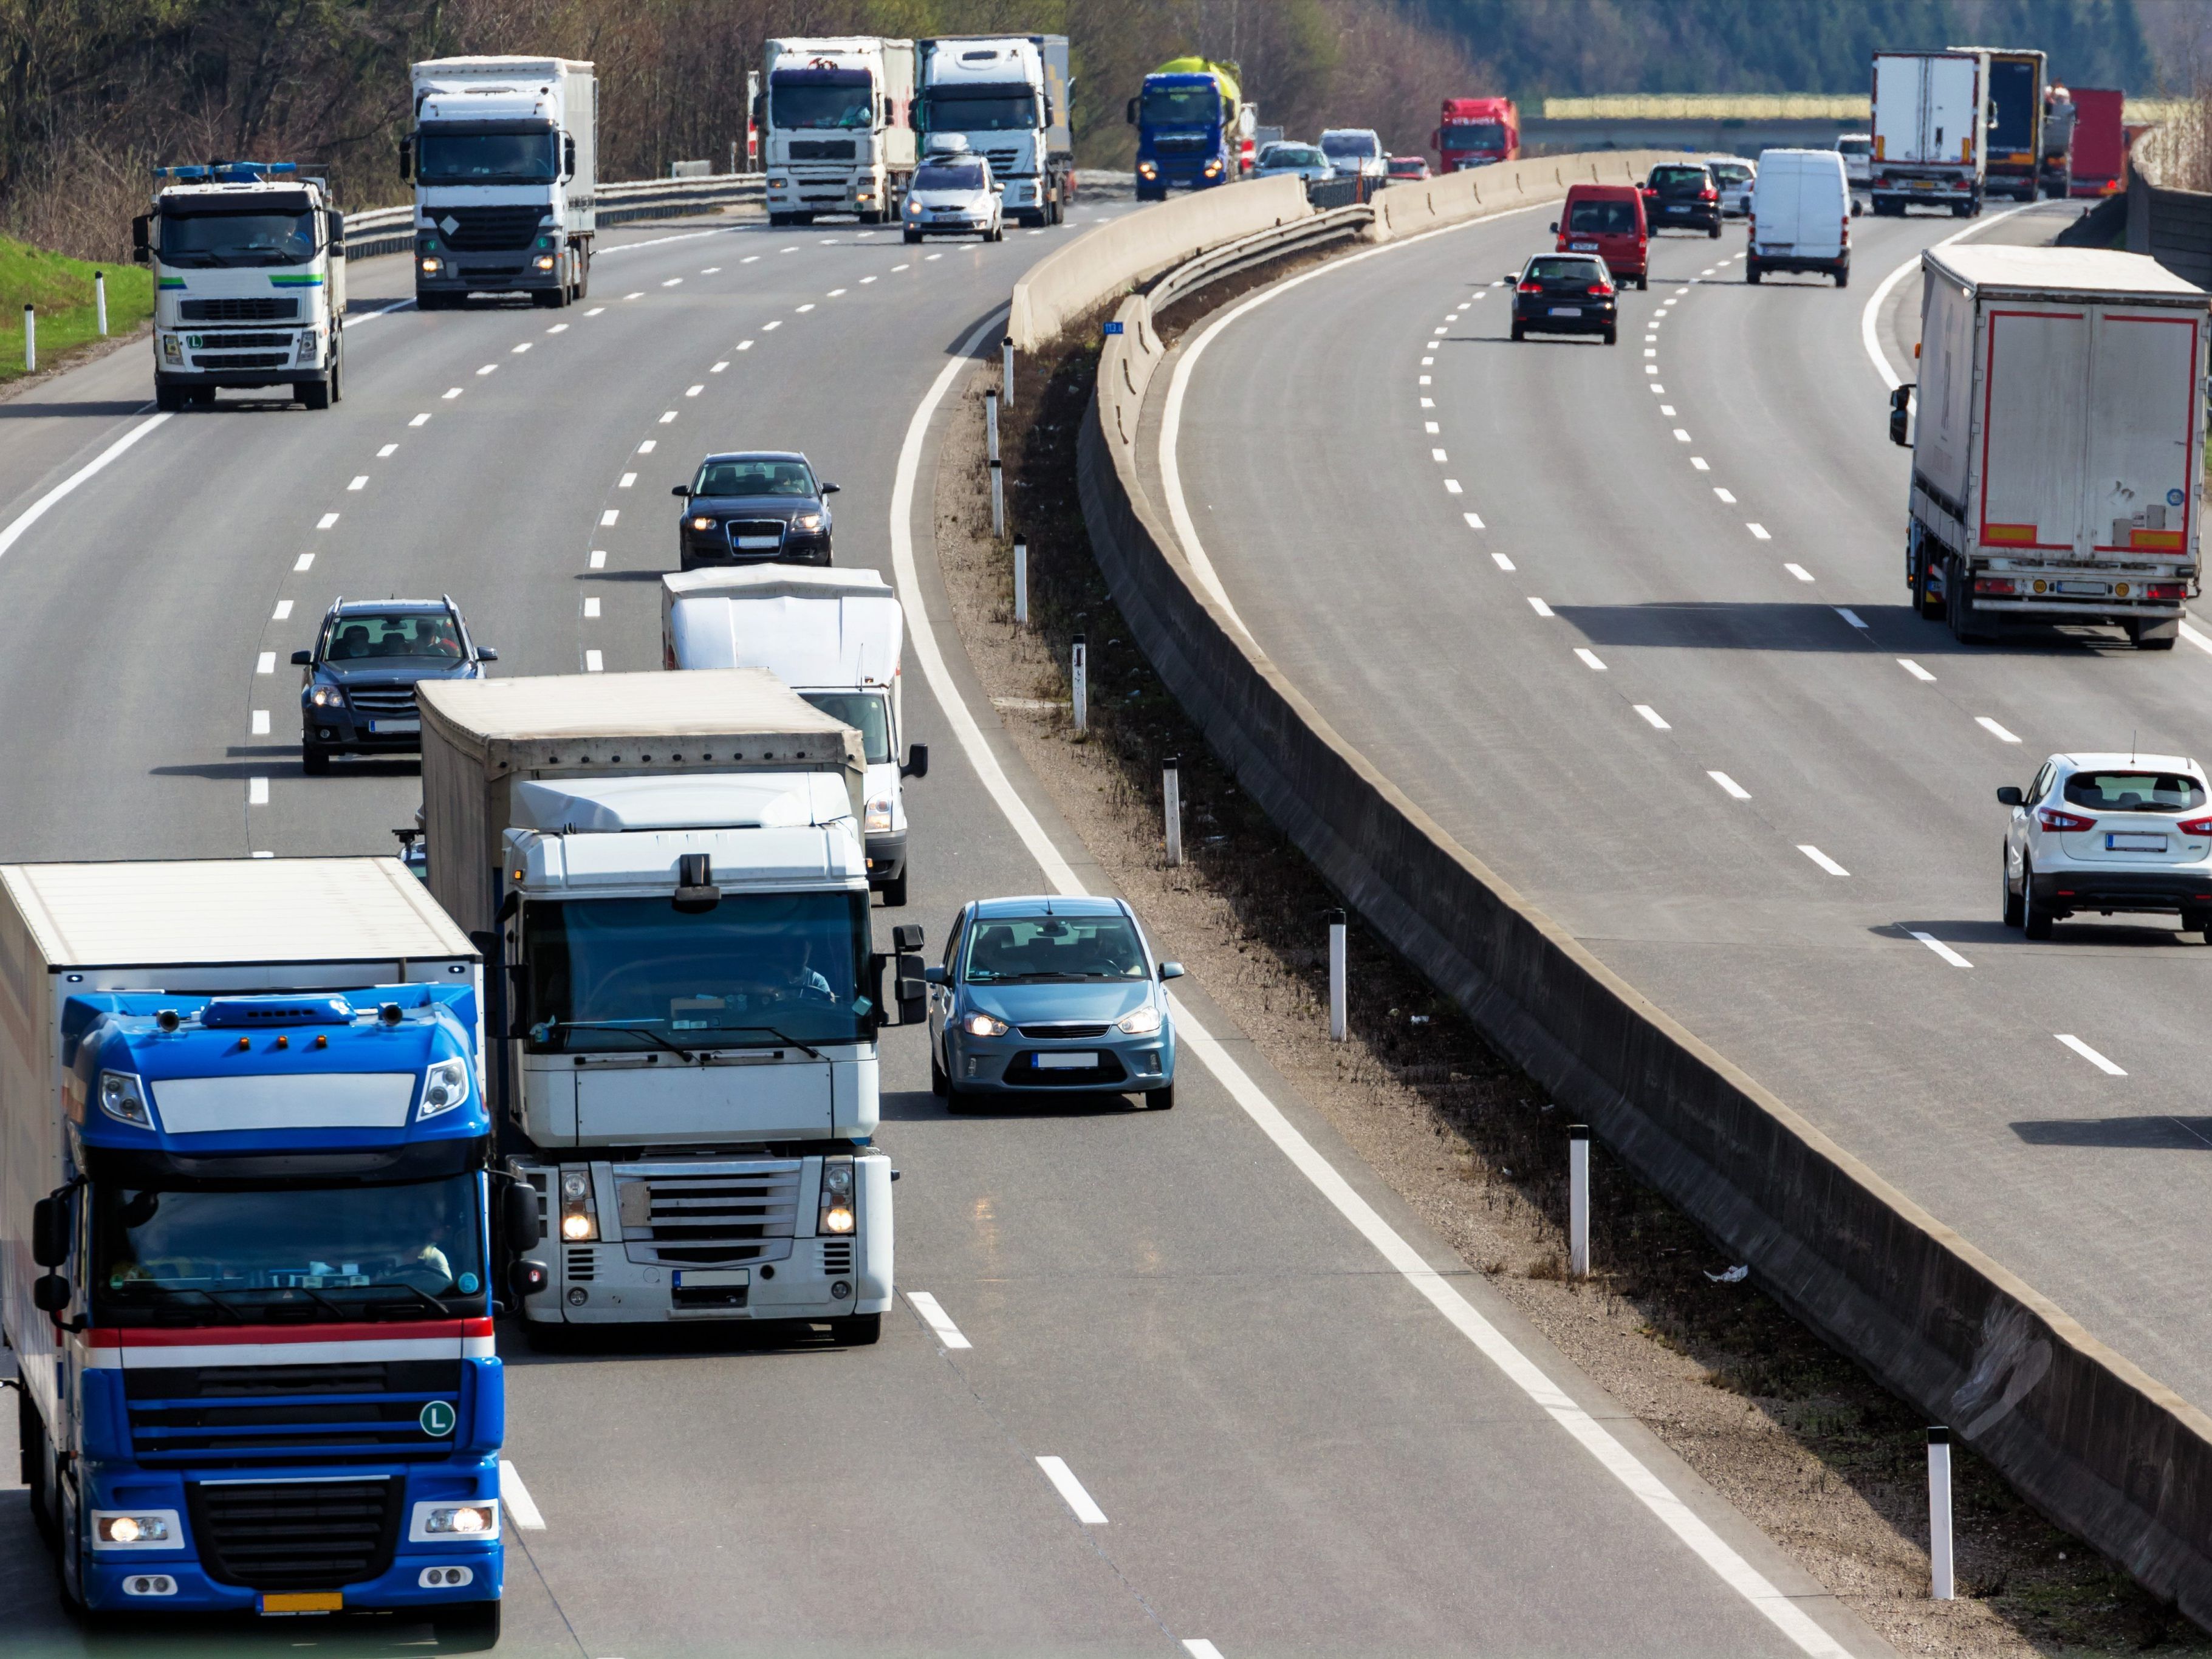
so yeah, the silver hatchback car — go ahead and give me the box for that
[1999,751,2212,939]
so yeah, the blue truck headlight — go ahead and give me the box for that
[1137,161,1159,179]
[98,1071,151,1127]
[95,1511,180,1547]
[418,1058,470,1119]
[411,1501,499,1542]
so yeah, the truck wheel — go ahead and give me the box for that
[830,1313,882,1346]
[533,286,566,309]
[430,1599,501,1648]
[769,212,793,227]
[155,383,187,412]
[21,1387,57,1551]
[1947,556,1995,643]
[2002,850,2024,928]
[328,340,343,403]
[880,868,908,907]
[298,378,331,411]
[2022,858,2053,940]
[1916,546,1945,619]
[2131,619,2179,650]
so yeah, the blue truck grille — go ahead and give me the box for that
[187,1476,402,1590]
[124,1360,461,1467]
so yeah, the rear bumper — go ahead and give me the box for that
[1749,250,1847,274]
[2033,867,2212,915]
[1513,301,1615,334]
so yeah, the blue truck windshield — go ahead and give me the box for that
[772,72,873,130]
[417,128,559,185]
[525,892,872,1050]
[92,1173,485,1325]
[1142,86,1219,127]
[923,91,1038,131]
[159,210,317,268]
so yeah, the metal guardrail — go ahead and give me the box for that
[1147,204,1374,313]
[1302,175,1380,211]
[340,174,765,261]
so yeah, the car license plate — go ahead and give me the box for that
[368,718,419,734]
[1667,204,1690,213]
[673,1268,750,1288]
[2108,832,2168,852]
[1547,306,1583,316]
[1569,241,1598,251]
[1035,1052,1099,1070]
[734,535,781,549]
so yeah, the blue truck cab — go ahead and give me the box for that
[1129,67,1239,199]
[1,858,508,1637]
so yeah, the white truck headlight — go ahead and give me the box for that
[559,1170,598,1240]
[161,335,183,362]
[418,1058,470,1119]
[98,1072,151,1127]
[535,254,556,271]
[865,796,893,833]
[819,1156,855,1234]
[95,1512,178,1547]
[1117,1005,1163,1037]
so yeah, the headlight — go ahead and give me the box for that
[819,1155,855,1235]
[98,1072,151,1128]
[310,684,344,708]
[1137,162,1158,178]
[907,199,923,216]
[419,257,442,274]
[689,516,717,532]
[422,1503,497,1535]
[535,254,556,271]
[1204,160,1222,177]
[294,332,318,363]
[1117,1004,1163,1037]
[769,177,787,188]
[792,511,823,531]
[418,1057,470,1120]
[161,335,182,361]
[964,1012,1008,1038]
[97,1514,170,1544]
[865,795,893,833]
[558,1169,597,1241]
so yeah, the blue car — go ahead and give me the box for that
[925,895,1183,1110]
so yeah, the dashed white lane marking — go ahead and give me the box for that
[685,384,704,397]
[584,306,605,316]
[1690,457,1710,471]
[2057,1035,2126,1076]
[376,443,397,458]
[1834,608,1868,629]
[589,550,606,569]
[475,364,496,377]
[410,412,431,426]
[1659,404,1676,416]
[1421,397,1435,408]
[293,553,313,572]
[702,266,721,274]
[1491,553,1515,570]
[584,649,604,672]
[1714,488,1736,504]
[925,253,942,261]
[891,263,908,272]
[827,287,846,297]
[1976,716,2022,744]
[782,245,799,253]
[1462,511,1484,530]
[1898,658,1936,681]
[742,255,761,264]
[906,1290,972,1349]
[662,277,682,287]
[1574,648,1606,671]
[797,303,817,313]
[618,473,636,488]
[1745,523,1770,540]
[1419,375,1432,386]
[251,710,270,735]
[1643,349,1656,358]
[348,475,368,491]
[1672,428,1690,441]
[583,597,601,618]
[250,849,273,858]
[711,361,728,372]
[499,1461,546,1530]
[764,320,782,330]
[1035,1457,1108,1524]
[1634,704,1670,730]
[248,777,269,806]
[272,600,293,621]
[547,323,568,334]
[600,509,620,526]
[1785,564,1815,582]
[510,341,532,354]
[1798,845,1849,877]
[1527,597,1554,617]
[256,652,275,674]
[638,440,656,453]
[624,291,643,300]
[1709,771,1751,800]
[1644,365,1658,375]
[316,512,340,530]
[659,411,678,424]
[442,387,462,399]
[1422,355,1434,365]
[738,340,755,351]
[1184,1643,1225,1658]
[1424,421,1440,434]
[1911,932,1973,968]
[1433,326,1448,336]
[861,275,878,284]
[1430,448,1448,463]
[1648,383,1665,394]
[1674,287,1689,295]
[1443,479,1463,494]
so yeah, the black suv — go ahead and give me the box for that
[295,596,495,773]
[1640,162,1722,236]
[674,451,839,570]
[1508,254,1619,344]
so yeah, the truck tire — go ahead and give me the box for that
[1947,556,1996,643]
[2022,858,2053,939]
[298,378,331,411]
[830,1313,882,1346]
[328,338,343,403]
[21,1387,58,1551]
[2003,850,2024,928]
[2131,618,2179,650]
[155,383,187,412]
[430,1599,501,1649]
[533,284,566,309]
[1915,544,1945,620]
[769,211,793,227]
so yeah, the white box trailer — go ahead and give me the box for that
[1897,245,2209,647]
[1871,49,1987,216]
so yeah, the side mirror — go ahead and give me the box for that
[290,648,313,665]
[564,134,577,181]
[1159,962,1186,980]
[901,744,929,779]
[1126,98,1137,126]
[502,1180,541,1252]
[33,1274,71,1315]
[891,923,925,954]
[326,208,346,254]
[1996,786,2025,806]
[1889,383,1913,449]
[509,1259,549,1300]
[897,973,927,1025]
[922,964,947,985]
[132,215,151,261]
[820,482,841,495]
[671,484,691,498]
[399,139,413,181]
[476,646,499,662]
[1548,221,1559,234]
[32,1194,70,1267]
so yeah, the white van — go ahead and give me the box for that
[662,566,929,905]
[1835,132,1873,188]
[1747,148,1852,287]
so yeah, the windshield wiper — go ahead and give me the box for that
[533,1018,694,1061]
[357,1281,454,1319]
[128,1285,247,1324]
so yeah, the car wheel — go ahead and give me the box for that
[302,745,333,776]
[430,1599,501,1647]
[879,868,908,908]
[830,1313,882,1346]
[1745,261,1761,284]
[2022,858,2053,940]
[2002,849,2024,928]
[1509,322,1525,341]
[1708,222,1721,239]
[1603,326,1618,345]
[903,230,921,244]
[1148,1081,1176,1110]
[930,1045,948,1097]
[944,1078,974,1114]
[1834,261,1849,289]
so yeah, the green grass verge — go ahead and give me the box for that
[0,238,154,385]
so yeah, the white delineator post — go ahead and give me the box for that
[1568,1124,1591,1278]
[1326,908,1347,1041]
[95,272,108,337]
[22,304,33,372]
[985,390,999,462]
[1001,334,1015,409]
[1070,634,1087,732]
[1928,1427,1954,1599]
[1013,537,1029,626]
[989,457,1004,538]
[1163,756,1183,866]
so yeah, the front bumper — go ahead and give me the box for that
[908,213,995,236]
[945,1028,1174,1094]
[304,710,422,754]
[2032,866,2212,917]
[416,250,566,295]
[679,527,831,567]
[866,830,906,884]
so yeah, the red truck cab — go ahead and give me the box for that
[1434,97,1519,173]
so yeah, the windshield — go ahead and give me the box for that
[92,1173,484,1325]
[2063,771,2207,812]
[1444,121,1505,148]
[914,163,987,192]
[772,74,872,131]
[962,914,1148,983]
[416,128,559,185]
[1142,86,1220,128]
[1322,132,1378,159]
[923,91,1039,132]
[1259,146,1322,168]
[159,210,316,269]
[800,691,891,764]
[1566,198,1638,234]
[525,892,872,1051]
[1837,137,1871,157]
[696,459,817,497]
[1528,257,1604,282]
[325,611,464,662]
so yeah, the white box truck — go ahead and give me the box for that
[1892,245,2208,647]
[662,567,929,906]
[416,669,926,1343]
[917,35,1074,226]
[761,36,917,225]
[406,56,595,308]
[1870,49,1987,216]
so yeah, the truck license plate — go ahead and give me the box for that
[368,719,419,734]
[1036,1052,1099,1069]
[2108,833,2168,852]
[261,1592,343,1614]
[673,1268,750,1288]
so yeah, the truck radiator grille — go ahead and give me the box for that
[125,1360,461,1466]
[190,332,293,349]
[436,206,546,250]
[617,1165,801,1267]
[788,139,857,160]
[192,352,291,369]
[179,298,299,323]
[984,148,1024,178]
[187,1477,402,1590]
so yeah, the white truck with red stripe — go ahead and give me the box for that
[1,859,515,1635]
[1894,245,2209,648]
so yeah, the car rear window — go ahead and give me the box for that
[1566,199,1637,234]
[2062,771,2207,812]
[1527,257,1604,282]
[1710,163,1750,184]
[963,915,1148,982]
[326,612,463,661]
[1650,166,1709,189]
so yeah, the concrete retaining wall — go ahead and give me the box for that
[1364,151,1669,242]
[1049,161,2212,1626]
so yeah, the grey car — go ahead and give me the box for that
[924,895,1182,1110]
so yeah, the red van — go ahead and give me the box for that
[1553,184,1648,289]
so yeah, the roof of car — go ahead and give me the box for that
[971,894,1129,918]
[1565,182,1640,197]
[700,450,809,465]
[331,598,450,614]
[2058,751,2202,773]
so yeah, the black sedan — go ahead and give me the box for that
[1640,162,1722,236]
[674,451,839,570]
[295,597,495,773]
[1507,255,1619,344]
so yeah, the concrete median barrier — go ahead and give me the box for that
[1053,156,2212,1628]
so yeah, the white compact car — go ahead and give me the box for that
[1318,127,1388,182]
[904,147,1004,244]
[1835,132,1873,188]
[1999,753,2212,939]
[1702,154,1756,216]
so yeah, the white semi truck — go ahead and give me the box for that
[1891,245,2208,647]
[417,669,925,1344]
[761,36,917,225]
[134,162,346,412]
[406,56,595,309]
[917,35,1074,227]
[661,566,930,906]
[1869,48,1988,216]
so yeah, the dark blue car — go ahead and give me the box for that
[294,596,495,773]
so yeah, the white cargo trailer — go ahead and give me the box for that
[1870,49,1987,216]
[1895,245,2208,647]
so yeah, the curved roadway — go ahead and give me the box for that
[1162,200,2212,1421]
[0,207,1887,1656]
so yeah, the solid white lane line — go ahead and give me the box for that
[1786,564,1815,583]
[584,649,604,672]
[499,1460,546,1530]
[410,412,431,426]
[317,512,339,530]
[1977,717,2022,744]
[1714,488,1736,504]
[1634,704,1670,729]
[1527,597,1553,617]
[256,652,275,674]
[1035,1457,1108,1524]
[2057,1035,2126,1076]
[1798,845,1849,877]
[251,710,270,736]
[1491,553,1515,570]
[1834,608,1867,629]
[1709,771,1750,800]
[1909,931,1973,968]
[583,597,601,619]
[293,553,313,572]
[906,1290,972,1349]
[1745,523,1770,540]
[348,475,368,491]
[1898,658,1936,681]
[248,777,269,806]
[1462,511,1484,530]
[272,600,293,621]
[2181,621,2212,656]
[1860,202,2039,388]
[1575,648,1606,671]
[1443,479,1463,494]
[376,443,397,458]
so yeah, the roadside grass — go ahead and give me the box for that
[0,237,151,385]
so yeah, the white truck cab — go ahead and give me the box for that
[663,567,928,906]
